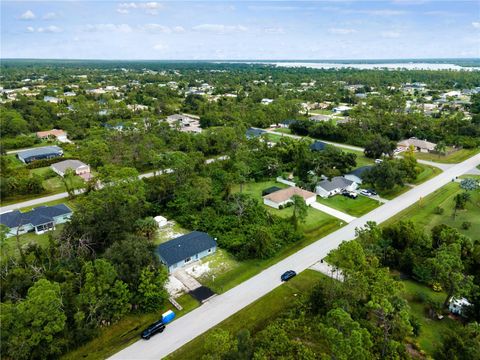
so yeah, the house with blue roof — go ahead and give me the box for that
[310,140,328,152]
[0,204,73,237]
[17,146,63,164]
[246,127,266,139]
[155,231,217,273]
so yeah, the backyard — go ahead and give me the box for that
[413,148,480,164]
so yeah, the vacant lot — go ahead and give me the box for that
[384,181,480,240]
[414,148,480,163]
[317,194,380,217]
[169,270,324,360]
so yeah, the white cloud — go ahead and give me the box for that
[140,24,171,33]
[26,26,35,32]
[381,31,401,38]
[351,9,407,16]
[20,10,36,20]
[37,25,63,33]
[84,24,133,33]
[172,26,185,33]
[328,28,357,35]
[473,22,480,29]
[192,24,248,33]
[264,27,285,34]
[117,2,163,15]
[43,12,59,20]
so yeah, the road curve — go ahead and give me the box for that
[110,153,480,360]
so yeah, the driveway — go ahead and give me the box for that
[110,150,480,360]
[310,201,356,223]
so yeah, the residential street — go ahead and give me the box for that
[110,153,480,360]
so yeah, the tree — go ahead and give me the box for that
[362,160,405,191]
[137,266,168,312]
[429,243,473,307]
[1,279,67,360]
[364,135,395,159]
[202,329,236,360]
[0,109,28,137]
[453,192,470,219]
[62,168,77,198]
[134,217,159,241]
[290,195,308,230]
[434,322,480,360]
[434,141,447,156]
[77,259,131,327]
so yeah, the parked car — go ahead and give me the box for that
[367,189,378,196]
[141,320,166,340]
[359,189,372,196]
[281,270,297,281]
[375,159,383,164]
[342,190,358,199]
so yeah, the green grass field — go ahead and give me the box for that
[317,194,380,217]
[383,181,480,240]
[340,148,375,168]
[414,148,480,164]
[62,293,200,360]
[272,128,292,134]
[168,270,324,360]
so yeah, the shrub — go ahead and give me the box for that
[433,206,444,215]
[278,205,284,210]
[410,315,422,337]
[461,221,471,230]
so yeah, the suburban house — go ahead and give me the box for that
[36,129,69,143]
[310,140,328,152]
[155,231,217,273]
[262,186,283,196]
[263,186,317,209]
[0,204,73,237]
[448,297,471,317]
[344,165,373,185]
[332,105,352,114]
[51,159,91,180]
[397,137,437,153]
[246,127,266,139]
[315,176,357,198]
[279,119,297,128]
[17,146,64,164]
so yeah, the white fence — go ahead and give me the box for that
[276,177,296,187]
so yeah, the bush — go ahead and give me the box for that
[461,221,471,230]
[433,206,444,215]
[410,315,422,337]
[26,156,73,169]
[278,205,284,210]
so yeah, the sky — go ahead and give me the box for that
[1,0,479,60]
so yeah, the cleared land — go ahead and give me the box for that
[316,194,380,217]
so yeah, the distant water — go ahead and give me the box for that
[264,62,478,71]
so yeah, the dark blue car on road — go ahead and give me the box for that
[281,270,297,282]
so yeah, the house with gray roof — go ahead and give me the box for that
[51,159,91,180]
[310,140,328,152]
[17,146,63,164]
[344,165,373,185]
[246,127,266,139]
[0,204,72,237]
[155,231,217,273]
[315,176,357,198]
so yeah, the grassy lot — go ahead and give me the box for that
[412,164,442,185]
[414,148,480,164]
[168,269,324,360]
[272,128,291,134]
[309,109,332,115]
[340,148,375,168]
[383,181,480,240]
[317,194,380,217]
[265,133,284,143]
[62,293,200,360]
[401,279,458,356]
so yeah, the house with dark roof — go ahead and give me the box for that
[344,165,373,185]
[155,231,217,273]
[315,176,357,198]
[279,119,297,128]
[246,127,266,139]
[310,140,328,152]
[0,204,73,237]
[262,186,283,196]
[17,146,63,164]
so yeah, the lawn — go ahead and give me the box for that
[316,194,380,217]
[414,148,480,164]
[340,148,375,168]
[265,133,284,143]
[383,181,480,240]
[272,128,291,134]
[62,293,200,360]
[309,109,332,115]
[168,269,324,360]
[401,279,459,356]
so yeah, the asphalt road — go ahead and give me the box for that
[110,152,480,360]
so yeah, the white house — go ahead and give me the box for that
[397,137,436,153]
[332,105,352,114]
[315,176,357,198]
[449,297,471,317]
[261,98,274,105]
[263,187,317,209]
[154,215,168,228]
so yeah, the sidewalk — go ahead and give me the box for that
[310,201,356,223]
